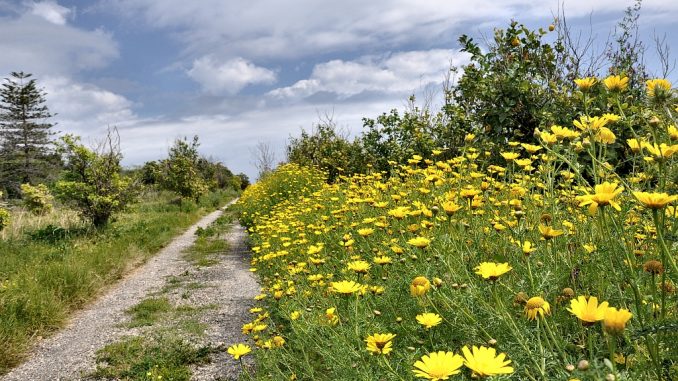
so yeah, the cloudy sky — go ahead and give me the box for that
[1,0,676,178]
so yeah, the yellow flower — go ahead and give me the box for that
[602,113,621,122]
[633,191,678,209]
[551,125,580,140]
[290,311,301,320]
[347,260,371,273]
[573,115,609,132]
[442,201,462,215]
[594,127,616,144]
[643,142,678,159]
[410,276,431,297]
[357,228,374,237]
[567,295,609,325]
[307,244,323,255]
[474,262,512,280]
[603,75,629,92]
[330,280,362,295]
[627,138,642,153]
[459,186,480,199]
[325,307,339,326]
[413,351,464,380]
[520,143,542,153]
[538,224,564,239]
[373,255,392,265]
[388,207,410,219]
[603,307,632,334]
[500,152,520,161]
[668,125,678,140]
[646,78,671,99]
[520,241,536,255]
[576,182,623,214]
[574,77,596,91]
[539,131,558,145]
[416,312,443,329]
[524,296,551,320]
[227,343,251,360]
[408,236,431,249]
[461,345,514,377]
[272,336,285,347]
[365,333,396,355]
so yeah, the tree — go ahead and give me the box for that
[160,136,208,201]
[0,72,56,196]
[605,0,648,95]
[236,173,250,190]
[55,130,138,227]
[251,141,276,180]
[453,22,574,148]
[287,118,366,183]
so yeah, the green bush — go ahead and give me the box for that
[20,183,53,215]
[55,134,138,227]
[287,122,366,182]
[0,207,9,232]
[160,136,208,201]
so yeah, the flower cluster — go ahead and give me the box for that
[236,75,677,379]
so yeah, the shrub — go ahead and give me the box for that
[160,136,208,201]
[0,207,9,231]
[55,133,138,227]
[287,121,366,182]
[20,183,53,215]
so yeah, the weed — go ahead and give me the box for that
[126,298,173,328]
[93,334,211,380]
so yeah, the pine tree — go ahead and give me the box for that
[0,72,56,197]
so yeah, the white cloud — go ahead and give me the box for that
[42,76,137,137]
[268,49,469,99]
[0,12,118,76]
[187,56,276,95]
[115,99,403,178]
[109,0,678,60]
[29,1,71,25]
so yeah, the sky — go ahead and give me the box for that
[0,0,676,179]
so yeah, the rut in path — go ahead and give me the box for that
[1,200,258,381]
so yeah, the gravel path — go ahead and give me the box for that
[1,199,258,381]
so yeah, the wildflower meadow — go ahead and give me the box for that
[236,77,678,380]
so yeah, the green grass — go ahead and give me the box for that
[126,297,173,328]
[92,334,212,381]
[183,210,236,266]
[0,188,237,373]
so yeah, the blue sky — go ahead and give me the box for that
[1,0,676,179]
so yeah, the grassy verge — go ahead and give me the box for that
[0,189,236,373]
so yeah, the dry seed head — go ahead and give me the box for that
[540,213,552,223]
[514,291,528,305]
[643,260,664,275]
[561,287,575,298]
